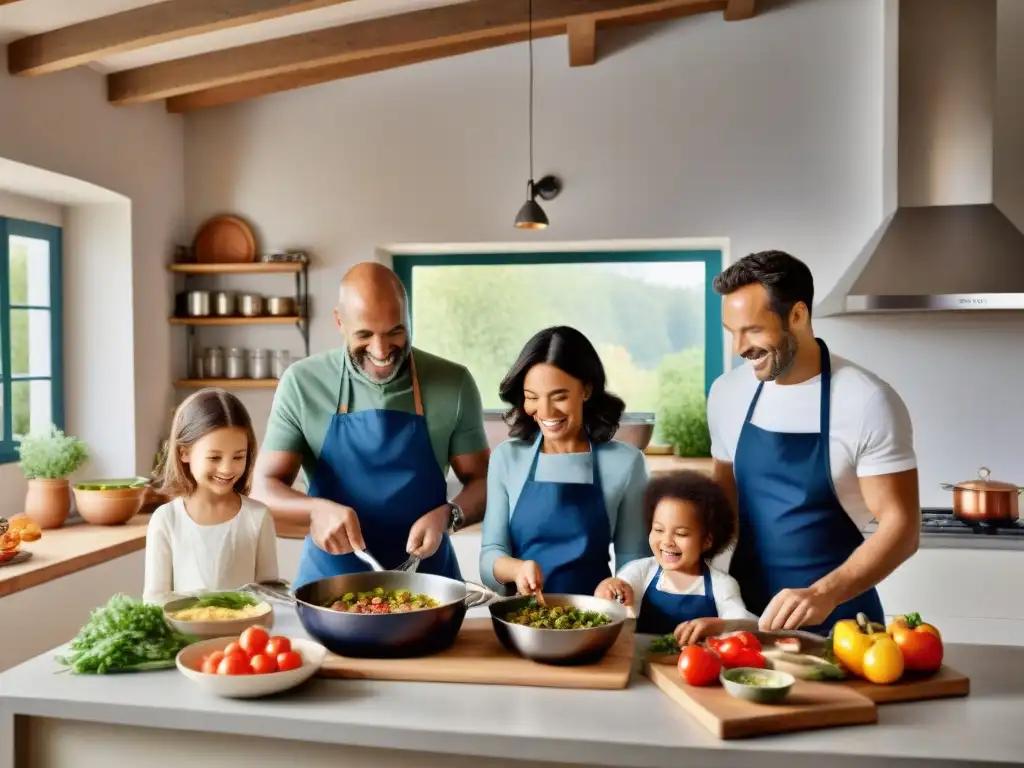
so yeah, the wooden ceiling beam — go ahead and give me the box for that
[567,18,597,67]
[724,0,756,21]
[108,0,734,106]
[7,0,358,77]
[167,0,730,112]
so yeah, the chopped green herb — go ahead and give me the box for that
[504,598,611,629]
[648,633,681,654]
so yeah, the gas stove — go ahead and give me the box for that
[921,508,1024,536]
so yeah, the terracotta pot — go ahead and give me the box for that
[24,478,71,529]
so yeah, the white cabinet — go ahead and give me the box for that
[0,550,145,673]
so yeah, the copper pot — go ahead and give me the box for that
[940,467,1022,524]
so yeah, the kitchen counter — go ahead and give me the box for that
[2,609,1023,768]
[0,514,152,598]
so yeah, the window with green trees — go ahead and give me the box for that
[0,217,64,464]
[393,250,723,457]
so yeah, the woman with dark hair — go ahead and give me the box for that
[479,326,650,596]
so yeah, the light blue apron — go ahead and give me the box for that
[507,436,612,596]
[294,354,461,588]
[637,564,718,635]
[728,338,884,636]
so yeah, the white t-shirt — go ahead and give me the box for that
[707,353,917,531]
[616,556,756,621]
[143,495,279,605]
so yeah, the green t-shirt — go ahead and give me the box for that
[263,346,488,483]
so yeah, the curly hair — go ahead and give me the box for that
[498,325,626,444]
[643,470,737,561]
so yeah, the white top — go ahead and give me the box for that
[142,495,279,604]
[707,353,917,531]
[616,556,756,621]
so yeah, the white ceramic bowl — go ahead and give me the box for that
[176,636,327,698]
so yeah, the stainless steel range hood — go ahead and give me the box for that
[843,204,1024,312]
[821,0,1024,316]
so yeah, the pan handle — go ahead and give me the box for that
[463,581,501,609]
[241,579,297,605]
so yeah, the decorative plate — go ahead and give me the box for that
[192,215,257,264]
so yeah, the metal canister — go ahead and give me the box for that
[238,294,264,317]
[204,347,224,378]
[191,347,206,378]
[225,348,246,379]
[271,350,292,379]
[248,348,270,380]
[187,291,211,317]
[212,291,236,316]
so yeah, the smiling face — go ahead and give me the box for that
[335,288,410,384]
[522,363,591,445]
[649,497,711,573]
[722,283,802,382]
[180,426,249,497]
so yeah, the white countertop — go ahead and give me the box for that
[3,607,1024,768]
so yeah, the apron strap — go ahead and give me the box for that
[743,382,765,424]
[526,435,600,484]
[816,337,832,467]
[701,561,714,600]
[336,355,350,415]
[410,353,424,417]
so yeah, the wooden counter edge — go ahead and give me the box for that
[273,456,714,540]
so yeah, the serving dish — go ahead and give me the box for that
[176,636,325,698]
[720,667,795,704]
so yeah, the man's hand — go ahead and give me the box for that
[406,503,451,559]
[758,586,837,631]
[310,500,365,555]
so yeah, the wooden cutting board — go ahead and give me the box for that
[316,618,635,690]
[842,664,970,703]
[645,661,878,740]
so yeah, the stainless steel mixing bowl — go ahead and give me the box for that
[489,593,631,666]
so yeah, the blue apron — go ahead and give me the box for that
[728,338,884,636]
[294,353,461,588]
[637,564,718,635]
[507,436,612,596]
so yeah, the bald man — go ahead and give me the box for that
[252,262,490,586]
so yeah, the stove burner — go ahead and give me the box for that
[920,508,1024,536]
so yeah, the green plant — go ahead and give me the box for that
[655,349,711,458]
[16,424,90,480]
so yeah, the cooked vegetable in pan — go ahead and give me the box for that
[504,599,611,629]
[323,586,440,614]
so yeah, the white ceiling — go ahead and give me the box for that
[0,0,470,73]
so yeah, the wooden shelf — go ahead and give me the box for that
[168,262,304,274]
[169,316,302,326]
[175,378,280,389]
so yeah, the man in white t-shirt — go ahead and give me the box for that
[707,250,921,635]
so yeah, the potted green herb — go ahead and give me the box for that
[17,424,90,529]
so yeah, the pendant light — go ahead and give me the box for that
[514,0,562,229]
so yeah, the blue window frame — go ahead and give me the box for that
[392,249,724,417]
[0,217,64,464]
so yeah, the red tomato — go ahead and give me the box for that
[201,651,225,675]
[223,641,246,659]
[264,636,292,657]
[716,637,745,661]
[705,636,724,653]
[731,631,762,651]
[677,645,721,686]
[217,654,251,675]
[276,651,303,672]
[239,626,270,657]
[249,653,278,675]
[723,648,766,670]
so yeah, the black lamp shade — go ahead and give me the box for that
[514,198,549,229]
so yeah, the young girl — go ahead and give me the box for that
[595,470,757,645]
[143,388,279,605]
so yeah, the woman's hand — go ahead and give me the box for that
[674,617,726,647]
[595,577,634,607]
[514,560,544,596]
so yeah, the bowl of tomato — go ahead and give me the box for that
[176,626,327,698]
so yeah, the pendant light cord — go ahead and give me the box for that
[528,0,534,188]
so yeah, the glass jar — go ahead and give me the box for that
[204,347,224,378]
[271,350,292,379]
[225,347,246,379]
[248,348,270,380]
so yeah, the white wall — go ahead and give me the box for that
[0,190,63,227]
[0,62,185,514]
[180,0,1022,507]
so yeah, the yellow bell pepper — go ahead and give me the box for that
[832,612,904,683]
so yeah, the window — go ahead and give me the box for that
[0,218,64,464]
[393,249,723,455]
